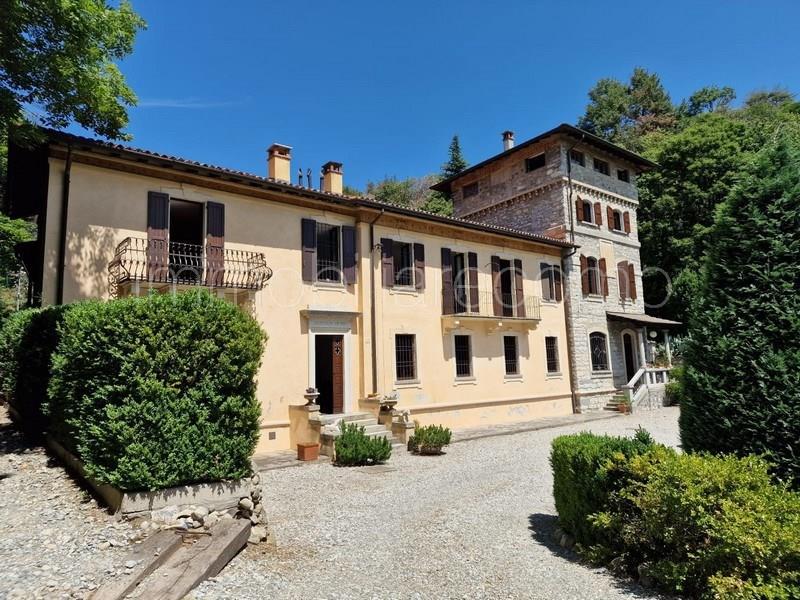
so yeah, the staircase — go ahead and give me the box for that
[603,392,628,412]
[314,412,404,457]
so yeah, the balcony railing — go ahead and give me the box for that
[443,289,541,321]
[108,237,272,296]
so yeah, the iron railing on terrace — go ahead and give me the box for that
[108,237,272,296]
[443,289,541,320]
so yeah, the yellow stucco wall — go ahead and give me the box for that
[42,156,573,455]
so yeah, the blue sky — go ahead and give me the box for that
[79,0,800,190]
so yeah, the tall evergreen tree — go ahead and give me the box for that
[679,136,800,487]
[441,135,468,179]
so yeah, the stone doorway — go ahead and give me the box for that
[315,334,344,414]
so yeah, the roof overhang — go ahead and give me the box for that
[606,311,682,327]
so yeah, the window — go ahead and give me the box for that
[525,153,546,172]
[593,158,610,176]
[316,222,341,282]
[498,258,514,317]
[586,256,600,295]
[393,241,413,287]
[617,261,637,300]
[395,334,417,381]
[540,263,562,302]
[581,199,593,223]
[454,335,472,378]
[570,149,585,167]
[462,182,479,198]
[503,336,519,376]
[612,210,623,231]
[452,252,468,313]
[617,169,630,182]
[545,336,560,374]
[590,332,609,371]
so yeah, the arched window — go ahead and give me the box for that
[586,257,599,295]
[582,200,593,223]
[613,210,623,231]
[590,332,609,371]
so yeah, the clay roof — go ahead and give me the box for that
[44,129,576,249]
[606,311,682,327]
[431,123,658,194]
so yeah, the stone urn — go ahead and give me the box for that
[303,387,320,406]
[380,391,399,413]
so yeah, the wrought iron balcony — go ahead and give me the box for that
[442,288,541,327]
[108,237,272,296]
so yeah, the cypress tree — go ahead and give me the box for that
[679,136,800,486]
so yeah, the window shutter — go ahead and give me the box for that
[491,255,502,317]
[205,201,225,287]
[618,261,628,300]
[575,199,584,222]
[623,211,631,233]
[147,191,170,282]
[467,252,479,312]
[554,265,563,302]
[342,225,357,285]
[607,206,614,230]
[540,263,551,301]
[628,262,637,299]
[301,218,317,282]
[413,243,425,291]
[513,259,525,317]
[599,257,608,297]
[580,255,589,294]
[594,202,603,226]
[380,238,394,288]
[441,247,454,315]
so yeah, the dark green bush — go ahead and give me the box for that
[550,428,655,546]
[334,421,391,466]
[0,305,69,433]
[592,451,800,599]
[47,290,267,490]
[407,424,452,455]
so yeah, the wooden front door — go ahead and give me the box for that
[315,334,344,414]
[331,335,344,414]
[623,332,637,382]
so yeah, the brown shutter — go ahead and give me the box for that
[513,259,525,318]
[575,199,584,222]
[205,201,225,287]
[580,255,589,294]
[540,263,551,301]
[301,218,316,282]
[491,255,502,316]
[467,252,479,312]
[594,202,603,226]
[607,206,614,230]
[147,191,170,282]
[342,225,357,285]
[441,247,454,315]
[628,262,637,299]
[623,211,631,233]
[618,261,628,299]
[554,265,563,302]
[413,242,425,291]
[599,257,608,297]
[380,238,394,288]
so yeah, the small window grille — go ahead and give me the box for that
[503,336,519,375]
[545,336,560,373]
[454,335,472,377]
[315,223,341,282]
[395,334,417,381]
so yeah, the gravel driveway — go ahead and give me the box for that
[194,408,681,600]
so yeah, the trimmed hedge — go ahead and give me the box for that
[0,305,69,433]
[47,290,267,490]
[334,421,391,466]
[407,424,452,455]
[550,428,655,546]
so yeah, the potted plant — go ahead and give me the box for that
[407,423,452,455]
[618,397,632,414]
[297,442,320,461]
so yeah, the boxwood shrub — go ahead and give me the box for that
[47,290,267,490]
[334,421,391,466]
[550,428,655,546]
[407,424,452,455]
[0,305,70,433]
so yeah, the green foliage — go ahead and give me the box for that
[664,364,685,406]
[0,0,146,143]
[47,290,266,490]
[680,136,800,487]
[0,305,69,431]
[679,85,736,117]
[0,212,35,319]
[342,184,363,197]
[549,429,656,546]
[442,135,468,179]
[334,421,391,466]
[419,190,453,216]
[591,451,800,599]
[367,176,417,206]
[407,423,452,455]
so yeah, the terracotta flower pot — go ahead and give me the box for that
[297,443,320,461]
[618,404,631,414]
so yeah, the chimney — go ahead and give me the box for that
[502,130,515,151]
[267,143,292,182]
[321,161,343,195]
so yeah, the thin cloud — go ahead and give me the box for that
[137,97,247,109]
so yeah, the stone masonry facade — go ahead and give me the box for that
[449,130,647,412]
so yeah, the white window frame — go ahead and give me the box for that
[502,333,522,379]
[452,332,475,381]
[544,335,561,376]
[393,332,419,384]
[313,221,344,287]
